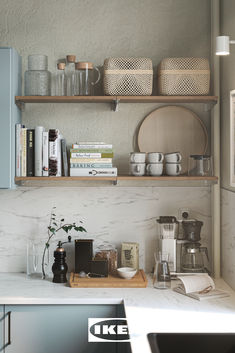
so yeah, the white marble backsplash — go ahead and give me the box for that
[0,186,211,274]
[221,188,235,290]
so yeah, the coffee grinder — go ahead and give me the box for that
[52,236,71,283]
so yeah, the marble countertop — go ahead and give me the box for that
[1,273,235,353]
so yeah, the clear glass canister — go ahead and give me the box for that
[74,62,100,96]
[25,55,51,96]
[94,243,117,274]
[56,62,65,96]
[65,55,76,96]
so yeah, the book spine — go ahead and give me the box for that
[15,124,21,177]
[21,128,27,177]
[71,148,113,153]
[70,152,113,158]
[70,158,112,164]
[70,167,117,177]
[42,132,49,176]
[26,129,35,177]
[56,135,62,177]
[70,163,113,168]
[70,158,112,163]
[61,139,68,177]
[49,129,61,177]
[35,126,45,176]
[72,144,113,149]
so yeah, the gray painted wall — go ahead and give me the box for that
[0,0,213,273]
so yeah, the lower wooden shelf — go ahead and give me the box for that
[15,175,218,187]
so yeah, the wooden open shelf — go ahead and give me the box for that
[15,95,218,112]
[15,95,218,104]
[15,175,218,187]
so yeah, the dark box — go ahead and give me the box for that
[89,259,109,277]
[75,239,93,273]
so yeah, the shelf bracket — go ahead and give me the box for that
[112,99,120,112]
[203,101,216,112]
[112,178,118,185]
[15,101,25,111]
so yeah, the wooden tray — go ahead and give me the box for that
[69,270,148,288]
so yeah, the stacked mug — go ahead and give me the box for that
[165,152,182,176]
[129,153,146,176]
[146,152,164,176]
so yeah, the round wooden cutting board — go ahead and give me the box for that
[138,106,208,174]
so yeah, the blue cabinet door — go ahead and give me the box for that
[0,47,21,188]
[4,305,118,353]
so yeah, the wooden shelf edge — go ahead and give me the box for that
[15,175,218,182]
[15,176,117,181]
[15,95,218,104]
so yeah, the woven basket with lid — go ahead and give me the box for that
[103,57,153,96]
[158,57,210,95]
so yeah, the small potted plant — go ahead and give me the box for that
[42,207,86,279]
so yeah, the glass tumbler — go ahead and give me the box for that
[153,251,171,289]
[27,241,40,276]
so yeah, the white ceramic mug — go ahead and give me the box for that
[165,163,182,176]
[146,163,163,176]
[130,152,146,163]
[165,152,182,163]
[147,152,164,164]
[130,163,146,176]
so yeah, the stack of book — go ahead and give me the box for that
[70,142,117,177]
[16,124,68,177]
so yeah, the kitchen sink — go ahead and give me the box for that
[147,333,235,353]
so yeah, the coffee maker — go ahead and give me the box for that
[180,220,209,273]
[157,216,178,272]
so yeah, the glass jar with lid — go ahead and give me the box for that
[25,55,51,96]
[74,62,100,96]
[55,62,65,96]
[65,55,76,96]
[94,243,117,274]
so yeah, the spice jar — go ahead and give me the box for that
[94,244,117,274]
[25,55,51,96]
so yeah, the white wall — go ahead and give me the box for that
[0,0,212,273]
[0,187,211,273]
[220,0,235,288]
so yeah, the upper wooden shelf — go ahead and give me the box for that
[15,175,218,187]
[15,95,218,111]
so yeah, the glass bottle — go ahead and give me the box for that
[55,63,65,96]
[65,55,76,96]
[25,55,51,96]
[74,62,100,96]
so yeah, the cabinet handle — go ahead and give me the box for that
[6,311,11,346]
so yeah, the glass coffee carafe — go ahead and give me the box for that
[181,242,209,273]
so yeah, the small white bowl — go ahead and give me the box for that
[117,267,137,279]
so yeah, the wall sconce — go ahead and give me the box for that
[216,36,235,55]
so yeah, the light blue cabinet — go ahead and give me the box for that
[0,306,4,352]
[4,304,131,353]
[0,47,21,189]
